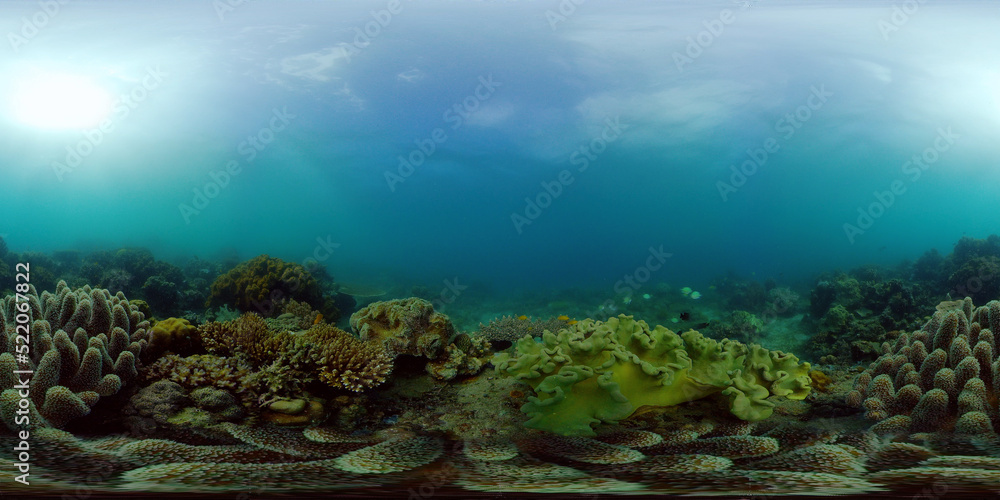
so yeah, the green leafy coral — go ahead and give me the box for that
[494,314,811,436]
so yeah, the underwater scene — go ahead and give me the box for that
[2,0,1000,498]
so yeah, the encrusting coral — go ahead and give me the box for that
[350,298,454,358]
[476,315,575,343]
[494,314,812,436]
[350,298,491,380]
[846,297,1000,435]
[0,281,150,430]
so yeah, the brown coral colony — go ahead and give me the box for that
[848,297,1000,435]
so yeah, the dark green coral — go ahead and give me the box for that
[206,255,337,320]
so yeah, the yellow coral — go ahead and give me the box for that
[495,314,811,436]
[148,317,200,356]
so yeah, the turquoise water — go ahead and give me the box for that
[2,2,1000,497]
[2,0,997,294]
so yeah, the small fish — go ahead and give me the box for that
[642,293,651,300]
[517,315,528,320]
[690,291,702,300]
[566,320,577,325]
[557,315,570,321]
[681,287,692,296]
[679,311,691,321]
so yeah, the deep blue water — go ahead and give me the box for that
[2,0,998,296]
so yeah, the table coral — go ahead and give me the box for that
[494,314,812,436]
[0,281,150,430]
[846,297,1000,435]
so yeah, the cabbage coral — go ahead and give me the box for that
[494,315,811,436]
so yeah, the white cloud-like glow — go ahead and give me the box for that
[9,71,114,130]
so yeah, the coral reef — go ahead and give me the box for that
[707,310,764,343]
[206,254,337,320]
[945,235,1000,303]
[147,317,200,357]
[0,281,150,430]
[475,315,574,343]
[806,269,931,363]
[425,333,492,380]
[764,286,801,317]
[846,297,1000,435]
[142,354,256,408]
[494,314,812,436]
[77,248,189,317]
[194,313,393,399]
[271,322,394,393]
[278,298,323,330]
[351,298,491,381]
[351,298,454,358]
[199,312,285,366]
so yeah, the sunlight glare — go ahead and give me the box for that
[10,72,114,130]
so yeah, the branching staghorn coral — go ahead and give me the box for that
[0,281,149,430]
[196,313,391,399]
[199,312,288,366]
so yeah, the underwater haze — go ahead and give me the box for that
[2,0,999,293]
[9,2,1000,498]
